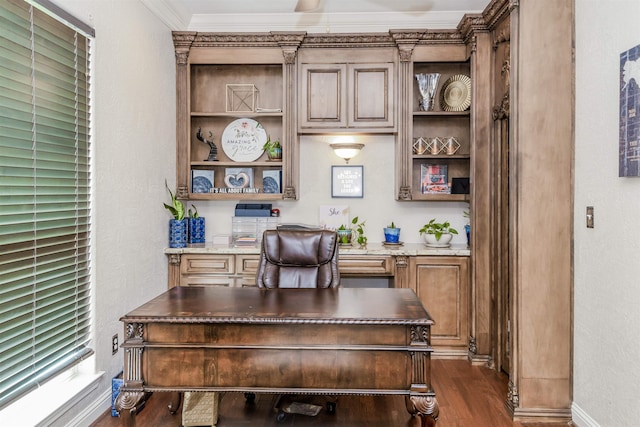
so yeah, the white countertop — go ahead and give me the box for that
[165,242,470,257]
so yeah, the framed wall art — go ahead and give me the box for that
[331,165,363,198]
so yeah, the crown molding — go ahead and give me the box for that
[140,0,190,30]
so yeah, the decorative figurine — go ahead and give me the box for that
[196,128,218,161]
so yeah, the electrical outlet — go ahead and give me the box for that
[112,334,119,355]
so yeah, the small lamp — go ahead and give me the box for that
[330,143,364,164]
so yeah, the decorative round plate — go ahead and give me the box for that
[440,75,472,112]
[221,118,267,162]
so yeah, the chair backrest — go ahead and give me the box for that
[255,229,340,288]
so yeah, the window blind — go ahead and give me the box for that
[0,0,93,409]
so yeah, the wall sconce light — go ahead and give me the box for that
[330,143,364,164]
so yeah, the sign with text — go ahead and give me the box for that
[331,165,363,198]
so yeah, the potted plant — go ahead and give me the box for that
[383,221,401,244]
[352,216,367,247]
[263,136,282,160]
[188,204,205,244]
[419,218,458,247]
[336,224,352,245]
[164,181,188,248]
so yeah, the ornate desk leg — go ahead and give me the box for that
[407,325,439,425]
[405,394,439,427]
[115,391,146,427]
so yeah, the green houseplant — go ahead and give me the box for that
[352,216,367,247]
[336,216,367,247]
[419,218,458,247]
[263,136,282,160]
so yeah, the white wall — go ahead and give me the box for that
[574,1,640,426]
[44,0,177,424]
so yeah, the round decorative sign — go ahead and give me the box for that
[221,118,267,162]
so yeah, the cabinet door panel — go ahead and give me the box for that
[299,64,347,128]
[349,64,394,127]
[410,257,469,352]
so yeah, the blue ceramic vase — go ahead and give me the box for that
[189,217,206,244]
[169,219,188,248]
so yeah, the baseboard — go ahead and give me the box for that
[571,402,601,427]
[66,388,112,427]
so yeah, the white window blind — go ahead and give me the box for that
[0,0,93,409]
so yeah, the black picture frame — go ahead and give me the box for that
[331,165,364,198]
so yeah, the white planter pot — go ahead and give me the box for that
[423,233,453,247]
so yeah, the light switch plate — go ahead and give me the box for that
[586,206,594,228]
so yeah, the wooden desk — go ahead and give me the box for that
[115,286,438,426]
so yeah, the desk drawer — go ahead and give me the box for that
[339,256,394,276]
[181,254,235,275]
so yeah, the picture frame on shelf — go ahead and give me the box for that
[331,165,363,198]
[262,169,282,194]
[421,164,450,194]
[224,167,254,189]
[191,169,214,193]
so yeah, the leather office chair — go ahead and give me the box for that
[254,228,340,421]
[255,228,340,289]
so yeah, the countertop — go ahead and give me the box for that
[165,242,470,257]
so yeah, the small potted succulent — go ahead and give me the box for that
[419,218,458,247]
[263,136,282,161]
[383,222,401,243]
[164,181,187,248]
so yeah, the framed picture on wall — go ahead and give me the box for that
[331,165,363,198]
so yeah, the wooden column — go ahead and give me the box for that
[172,32,196,199]
[508,0,573,421]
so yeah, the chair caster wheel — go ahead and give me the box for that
[275,410,288,422]
[244,392,255,403]
[326,401,336,414]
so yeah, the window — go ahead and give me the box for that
[0,0,94,409]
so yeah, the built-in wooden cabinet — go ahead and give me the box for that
[409,62,471,202]
[409,256,469,357]
[298,62,395,131]
[297,46,396,133]
[172,33,305,201]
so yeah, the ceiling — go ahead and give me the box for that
[142,0,492,33]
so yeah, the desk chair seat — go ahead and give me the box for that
[254,228,340,421]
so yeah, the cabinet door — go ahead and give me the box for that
[348,63,394,128]
[299,63,347,129]
[410,256,469,355]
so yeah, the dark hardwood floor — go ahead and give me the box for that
[91,359,574,427]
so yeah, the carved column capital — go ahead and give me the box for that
[168,253,181,266]
[172,31,196,65]
[283,186,297,200]
[395,255,408,269]
[398,186,412,200]
[281,49,297,64]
